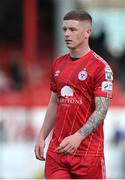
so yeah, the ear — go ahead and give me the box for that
[85,28,92,39]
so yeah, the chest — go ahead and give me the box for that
[54,60,95,92]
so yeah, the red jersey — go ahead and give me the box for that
[49,50,113,156]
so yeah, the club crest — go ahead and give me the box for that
[78,70,88,81]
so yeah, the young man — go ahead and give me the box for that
[35,10,113,179]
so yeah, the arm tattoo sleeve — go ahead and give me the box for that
[78,96,110,139]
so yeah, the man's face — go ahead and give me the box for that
[62,20,91,49]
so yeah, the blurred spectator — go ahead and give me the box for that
[8,51,24,90]
[112,128,125,178]
[90,30,110,60]
[0,69,10,93]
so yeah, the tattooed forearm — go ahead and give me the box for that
[78,97,110,138]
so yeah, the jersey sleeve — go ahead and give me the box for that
[94,64,113,98]
[50,60,57,93]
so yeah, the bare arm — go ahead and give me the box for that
[78,96,110,138]
[38,91,57,140]
[35,91,57,160]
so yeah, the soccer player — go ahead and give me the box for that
[35,10,113,179]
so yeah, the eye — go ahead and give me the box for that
[62,27,67,32]
[69,28,77,32]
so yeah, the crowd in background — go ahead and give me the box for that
[0,30,125,94]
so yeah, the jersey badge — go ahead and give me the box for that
[78,69,88,81]
[102,81,112,93]
[105,66,113,81]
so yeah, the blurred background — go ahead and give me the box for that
[0,0,125,179]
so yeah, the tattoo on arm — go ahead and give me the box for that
[78,97,110,138]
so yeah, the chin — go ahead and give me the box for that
[67,45,74,49]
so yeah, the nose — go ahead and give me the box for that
[64,29,70,37]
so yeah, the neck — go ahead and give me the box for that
[70,45,91,58]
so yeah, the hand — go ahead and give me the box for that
[34,137,45,161]
[56,132,83,155]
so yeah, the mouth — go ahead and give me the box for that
[65,40,72,44]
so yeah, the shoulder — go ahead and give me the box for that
[51,53,69,72]
[91,51,112,71]
[53,53,69,65]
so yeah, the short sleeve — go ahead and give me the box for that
[50,60,57,93]
[94,64,113,98]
